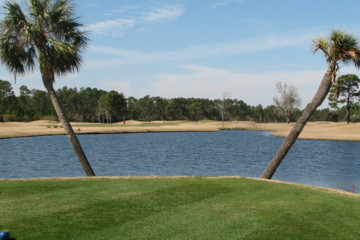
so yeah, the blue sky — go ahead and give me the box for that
[1,0,360,107]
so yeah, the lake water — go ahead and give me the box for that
[1,130,359,192]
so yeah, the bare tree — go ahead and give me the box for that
[273,81,301,123]
[220,91,232,128]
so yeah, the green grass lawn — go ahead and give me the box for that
[1,177,359,240]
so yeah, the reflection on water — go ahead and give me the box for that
[0,130,359,192]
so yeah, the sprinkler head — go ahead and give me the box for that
[0,231,10,240]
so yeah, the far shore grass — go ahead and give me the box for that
[1,177,359,240]
[0,120,360,141]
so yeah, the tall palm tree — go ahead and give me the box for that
[0,0,95,176]
[261,30,360,179]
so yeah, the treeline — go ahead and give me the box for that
[0,80,359,123]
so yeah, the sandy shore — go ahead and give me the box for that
[0,120,359,141]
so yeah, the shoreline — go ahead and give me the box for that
[0,120,359,141]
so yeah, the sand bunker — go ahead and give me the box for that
[0,120,359,141]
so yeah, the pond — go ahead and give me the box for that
[1,130,359,192]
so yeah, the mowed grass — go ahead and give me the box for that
[1,177,359,240]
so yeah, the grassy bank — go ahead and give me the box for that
[1,177,359,239]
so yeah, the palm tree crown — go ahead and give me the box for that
[0,0,88,80]
[312,30,360,82]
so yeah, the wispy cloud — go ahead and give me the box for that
[85,4,185,37]
[87,29,316,68]
[85,18,136,37]
[212,0,247,8]
[142,5,185,23]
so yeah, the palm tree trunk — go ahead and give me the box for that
[261,64,335,179]
[42,76,96,177]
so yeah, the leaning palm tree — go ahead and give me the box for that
[0,0,95,176]
[261,30,360,179]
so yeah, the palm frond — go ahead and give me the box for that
[329,30,360,63]
[312,37,330,58]
[2,1,28,35]
[0,2,36,75]
[0,34,35,74]
[50,0,74,18]
[351,50,360,68]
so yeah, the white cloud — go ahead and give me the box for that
[142,5,185,23]
[110,5,140,15]
[212,0,247,8]
[87,29,315,68]
[85,4,185,38]
[101,80,133,94]
[85,18,136,37]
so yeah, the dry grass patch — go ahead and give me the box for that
[0,120,359,141]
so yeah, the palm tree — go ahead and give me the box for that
[261,30,360,179]
[0,0,95,176]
